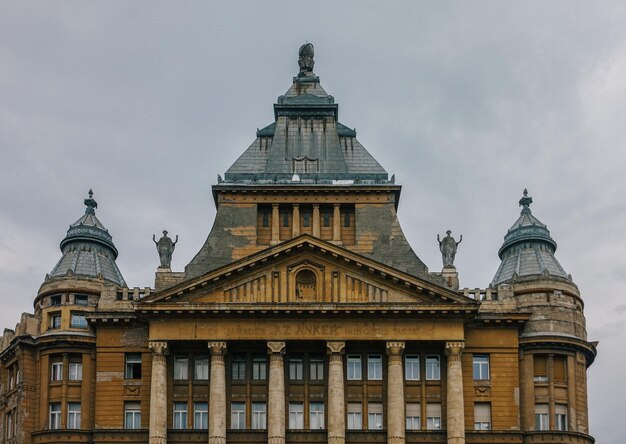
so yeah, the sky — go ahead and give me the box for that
[1,1,625,442]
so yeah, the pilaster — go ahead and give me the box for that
[268,341,286,444]
[445,341,465,444]
[208,342,227,444]
[148,341,168,444]
[327,342,346,444]
[386,342,405,444]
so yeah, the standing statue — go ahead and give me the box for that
[153,230,178,268]
[437,230,462,267]
[298,43,315,75]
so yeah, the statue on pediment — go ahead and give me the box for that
[153,230,178,268]
[437,230,462,267]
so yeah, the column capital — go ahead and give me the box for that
[333,203,341,208]
[445,341,465,360]
[208,341,227,355]
[267,341,286,355]
[386,341,405,356]
[272,203,280,208]
[312,204,320,208]
[148,341,168,356]
[326,341,345,355]
[292,203,300,208]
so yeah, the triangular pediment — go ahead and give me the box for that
[139,235,477,308]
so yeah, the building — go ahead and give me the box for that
[0,44,596,444]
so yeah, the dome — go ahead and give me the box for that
[492,189,569,285]
[48,190,126,286]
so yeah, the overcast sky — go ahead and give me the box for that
[1,1,625,441]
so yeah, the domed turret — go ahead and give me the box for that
[492,189,568,285]
[47,190,126,286]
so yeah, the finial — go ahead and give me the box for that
[84,189,97,215]
[519,188,533,214]
[298,43,315,76]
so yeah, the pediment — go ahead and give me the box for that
[139,235,477,308]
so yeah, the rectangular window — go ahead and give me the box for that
[67,402,81,429]
[194,356,209,380]
[534,404,549,431]
[473,355,490,380]
[310,402,325,430]
[323,210,330,227]
[74,294,89,305]
[125,353,142,379]
[231,402,246,429]
[405,355,420,380]
[50,295,62,306]
[51,361,63,381]
[231,355,246,380]
[252,356,267,380]
[6,409,14,438]
[367,354,383,380]
[309,357,324,381]
[533,355,548,382]
[426,403,441,430]
[174,357,189,380]
[368,403,383,430]
[251,402,267,430]
[555,404,568,431]
[124,401,141,429]
[426,355,440,380]
[347,402,362,430]
[282,211,289,227]
[289,357,303,380]
[474,402,491,430]
[344,210,350,227]
[554,356,567,383]
[50,313,61,329]
[406,403,421,430]
[347,355,362,380]
[303,212,310,227]
[194,402,208,430]
[288,402,304,429]
[262,211,269,227]
[71,313,88,328]
[49,403,61,430]
[69,360,83,381]
[173,402,188,429]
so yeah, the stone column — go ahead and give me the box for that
[327,342,346,444]
[208,342,227,444]
[445,342,465,444]
[271,204,280,245]
[268,342,286,444]
[149,341,168,444]
[312,204,320,237]
[520,352,535,431]
[292,204,300,237]
[332,204,341,243]
[386,342,405,444]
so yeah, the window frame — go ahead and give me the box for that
[70,312,88,328]
[405,355,420,381]
[194,356,209,380]
[367,354,383,380]
[69,360,83,381]
[231,402,246,430]
[309,357,324,381]
[252,356,267,380]
[67,402,81,429]
[367,402,383,430]
[288,402,304,430]
[231,355,246,381]
[251,402,267,430]
[406,402,421,430]
[194,401,208,430]
[173,356,189,380]
[49,403,61,430]
[125,353,142,379]
[50,360,63,382]
[473,355,490,380]
[124,401,141,429]
[309,402,325,430]
[347,402,362,430]
[173,401,188,430]
[347,355,362,380]
[289,356,304,381]
[50,312,62,329]
[425,355,441,380]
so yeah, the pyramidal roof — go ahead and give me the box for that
[48,190,126,286]
[224,43,389,184]
[492,189,569,285]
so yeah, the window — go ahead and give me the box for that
[310,402,325,429]
[74,294,89,306]
[309,357,324,381]
[6,409,15,438]
[67,402,81,429]
[125,354,142,379]
[231,355,246,380]
[344,210,350,227]
[124,402,141,429]
[194,356,209,380]
[173,402,188,429]
[50,313,61,329]
[262,211,269,227]
[231,402,246,429]
[71,313,88,328]
[69,359,83,381]
[426,355,440,380]
[288,402,304,429]
[405,355,419,381]
[367,354,383,380]
[533,355,548,382]
[347,355,362,380]
[474,403,491,430]
[473,355,490,380]
[555,404,568,431]
[426,403,441,430]
[289,357,303,380]
[323,209,330,227]
[51,360,63,381]
[194,402,208,430]
[49,403,61,429]
[252,402,267,429]
[252,356,266,380]
[282,211,289,227]
[406,403,421,430]
[50,295,62,306]
[368,403,383,430]
[303,212,310,227]
[534,404,549,431]
[347,403,362,430]
[174,357,189,380]
[554,356,567,383]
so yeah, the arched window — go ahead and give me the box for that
[295,269,317,301]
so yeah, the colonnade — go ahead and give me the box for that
[270,203,343,244]
[147,340,465,444]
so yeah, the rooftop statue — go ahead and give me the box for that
[437,230,462,268]
[153,230,178,268]
[298,43,315,75]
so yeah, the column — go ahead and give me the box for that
[327,342,346,444]
[332,204,341,243]
[312,205,320,237]
[149,341,168,444]
[268,342,286,444]
[208,342,227,444]
[520,352,535,430]
[271,203,280,245]
[445,341,465,444]
[292,204,300,237]
[567,355,577,431]
[386,342,405,444]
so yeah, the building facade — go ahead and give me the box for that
[0,44,596,444]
